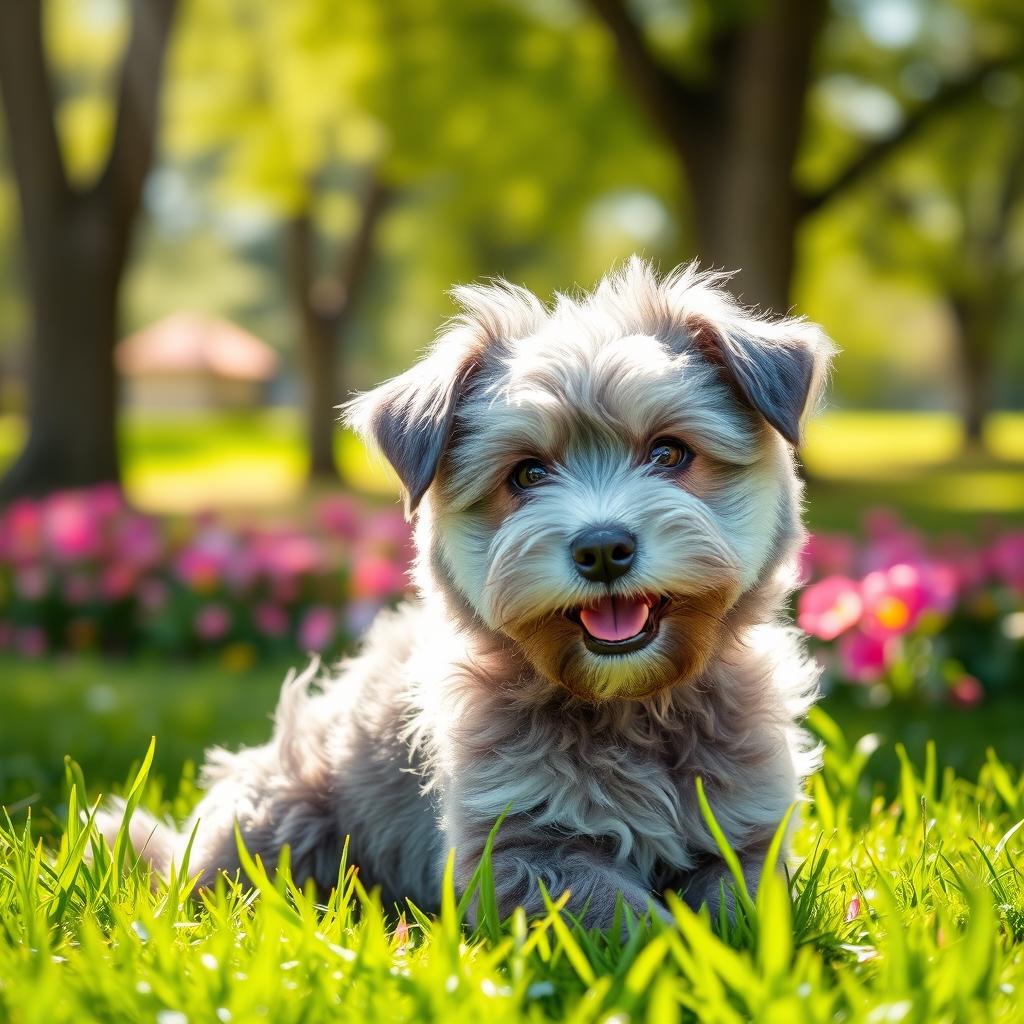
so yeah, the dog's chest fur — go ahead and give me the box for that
[413,622,813,885]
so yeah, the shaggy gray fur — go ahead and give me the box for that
[103,258,835,928]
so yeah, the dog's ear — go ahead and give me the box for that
[687,312,835,446]
[344,329,481,517]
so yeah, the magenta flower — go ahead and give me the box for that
[44,491,103,562]
[15,565,49,601]
[836,629,889,683]
[860,562,954,638]
[800,532,856,583]
[797,575,863,640]
[254,602,289,638]
[989,532,1024,593]
[950,674,984,708]
[315,495,362,540]
[100,562,137,601]
[3,499,44,562]
[352,554,408,600]
[299,606,335,651]
[194,603,232,642]
[138,577,169,613]
[15,626,47,658]
[62,572,94,606]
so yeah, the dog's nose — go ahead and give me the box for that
[571,527,636,583]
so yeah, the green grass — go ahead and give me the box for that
[0,707,1022,1022]
[2,409,1022,528]
[1,657,1023,1021]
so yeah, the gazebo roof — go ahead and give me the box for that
[116,313,279,382]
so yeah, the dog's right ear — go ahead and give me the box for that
[344,328,481,518]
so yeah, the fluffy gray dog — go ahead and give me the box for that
[110,257,835,927]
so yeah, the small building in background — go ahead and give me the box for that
[116,313,279,411]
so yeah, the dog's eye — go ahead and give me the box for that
[648,438,692,470]
[510,459,549,490]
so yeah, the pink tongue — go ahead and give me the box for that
[579,596,649,642]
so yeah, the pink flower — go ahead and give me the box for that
[114,514,163,570]
[175,531,235,592]
[800,533,857,583]
[352,554,408,600]
[15,626,47,658]
[44,491,103,562]
[950,674,984,708]
[62,572,94,606]
[100,562,136,601]
[989,532,1024,593]
[194,603,231,642]
[315,495,362,540]
[15,565,49,601]
[263,534,321,579]
[298,606,335,651]
[138,577,169,612]
[3,499,43,562]
[87,483,125,519]
[797,575,863,640]
[837,630,889,683]
[254,602,289,638]
[860,563,953,638]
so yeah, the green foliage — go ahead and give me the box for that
[1,707,1023,1020]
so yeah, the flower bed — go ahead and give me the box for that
[1,488,1021,702]
[0,485,412,669]
[799,509,1024,705]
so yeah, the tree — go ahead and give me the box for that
[0,0,178,498]
[583,0,1023,313]
[854,92,1024,446]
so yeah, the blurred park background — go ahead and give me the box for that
[0,0,1022,812]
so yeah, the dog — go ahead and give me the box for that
[107,258,835,928]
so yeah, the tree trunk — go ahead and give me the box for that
[0,0,177,499]
[287,178,391,483]
[1,200,122,496]
[948,294,998,449]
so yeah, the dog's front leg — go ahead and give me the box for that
[680,842,770,919]
[455,827,670,930]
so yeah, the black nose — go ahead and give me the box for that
[571,527,636,583]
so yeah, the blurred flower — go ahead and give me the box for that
[62,572,94,606]
[298,606,335,651]
[3,499,44,562]
[15,565,49,601]
[989,531,1024,593]
[15,626,47,658]
[220,642,256,673]
[797,576,862,640]
[800,532,857,582]
[138,577,169,613]
[194,603,231,642]
[837,630,889,683]
[860,563,954,638]
[315,495,361,540]
[345,598,382,637]
[949,674,984,708]
[352,553,408,600]
[44,491,103,562]
[100,563,137,602]
[253,602,289,638]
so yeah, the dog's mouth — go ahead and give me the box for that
[566,595,668,655]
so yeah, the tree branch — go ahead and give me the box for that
[0,0,69,261]
[584,0,710,157]
[803,53,1024,215]
[327,174,392,328]
[98,0,179,257]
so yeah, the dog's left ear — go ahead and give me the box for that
[689,313,835,446]
[344,328,481,518]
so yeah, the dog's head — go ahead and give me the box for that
[348,258,834,701]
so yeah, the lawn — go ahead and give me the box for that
[1,411,1022,1021]
[0,657,1022,1022]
